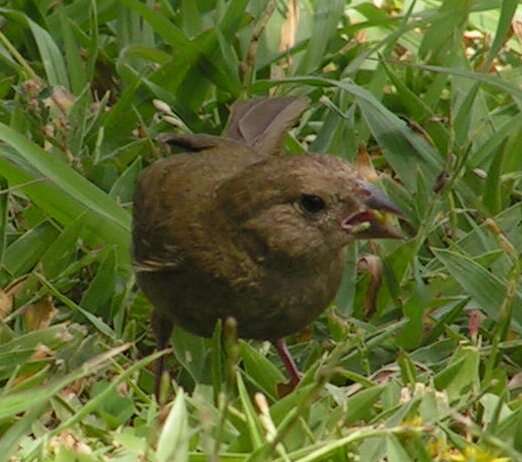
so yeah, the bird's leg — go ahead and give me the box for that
[273,338,301,387]
[151,310,174,401]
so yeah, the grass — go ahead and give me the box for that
[0,0,522,460]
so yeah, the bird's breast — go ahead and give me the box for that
[138,250,345,340]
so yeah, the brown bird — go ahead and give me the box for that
[132,97,402,397]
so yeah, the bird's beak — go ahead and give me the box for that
[341,182,403,239]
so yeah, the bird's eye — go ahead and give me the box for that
[299,194,326,214]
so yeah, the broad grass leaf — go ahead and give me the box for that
[236,372,263,450]
[79,247,117,317]
[455,202,522,256]
[494,407,522,452]
[157,390,190,462]
[297,0,344,74]
[211,321,223,403]
[0,324,82,380]
[453,82,480,149]
[0,343,130,419]
[346,385,385,424]
[419,389,450,425]
[239,340,284,399]
[482,0,519,71]
[386,435,414,462]
[470,117,522,168]
[27,18,69,88]
[381,59,433,121]
[0,126,131,266]
[418,1,469,60]
[397,350,417,387]
[0,402,48,459]
[253,76,443,190]
[109,157,142,205]
[58,7,87,94]
[356,95,440,190]
[120,0,240,98]
[219,0,249,38]
[46,0,118,31]
[172,326,211,383]
[335,244,358,316]
[38,275,116,339]
[93,78,143,152]
[433,345,480,402]
[181,0,202,38]
[90,380,135,429]
[1,220,60,279]
[269,383,315,425]
[483,141,505,215]
[411,62,522,104]
[433,248,522,331]
[40,218,83,279]
[0,176,7,262]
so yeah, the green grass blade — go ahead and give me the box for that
[0,124,131,264]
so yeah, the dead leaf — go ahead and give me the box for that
[371,366,398,385]
[467,309,481,339]
[45,86,75,114]
[357,255,383,317]
[31,343,54,361]
[355,145,379,182]
[355,30,367,44]
[24,296,57,331]
[21,78,44,98]
[0,288,12,319]
[276,381,295,398]
[463,30,484,42]
[49,430,92,455]
[62,379,89,398]
[279,0,299,54]
[513,20,522,42]
[508,372,522,390]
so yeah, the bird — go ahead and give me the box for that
[132,96,402,397]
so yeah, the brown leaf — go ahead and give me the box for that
[371,366,398,385]
[0,288,12,319]
[31,343,54,361]
[467,309,482,339]
[45,86,75,114]
[508,372,522,391]
[279,0,299,54]
[513,20,522,42]
[276,381,295,398]
[1,277,32,320]
[357,255,383,318]
[49,431,92,455]
[354,145,379,182]
[355,30,367,44]
[24,296,57,331]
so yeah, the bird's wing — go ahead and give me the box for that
[224,96,309,157]
[156,133,223,152]
[132,158,188,273]
[157,133,256,158]
[132,144,256,274]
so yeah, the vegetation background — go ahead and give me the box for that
[0,0,521,460]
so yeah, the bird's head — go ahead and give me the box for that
[215,154,402,266]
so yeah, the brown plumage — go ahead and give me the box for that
[132,97,402,395]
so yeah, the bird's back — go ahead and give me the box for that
[132,137,259,271]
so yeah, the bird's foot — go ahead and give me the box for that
[274,338,301,396]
